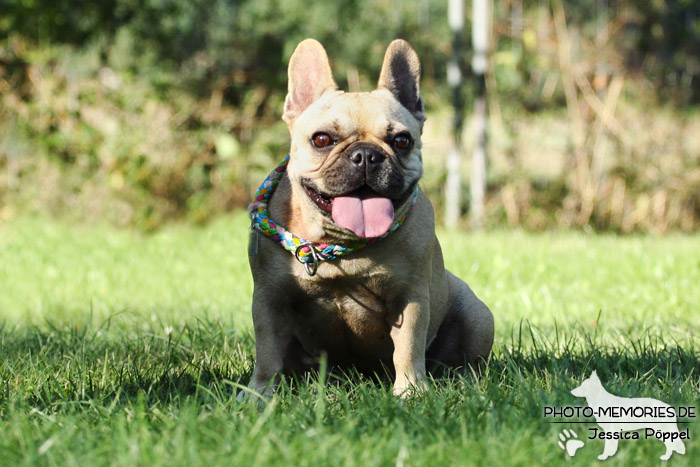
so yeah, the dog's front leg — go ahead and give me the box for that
[598,436,619,460]
[390,296,430,397]
[238,290,294,402]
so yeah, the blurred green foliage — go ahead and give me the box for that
[0,0,698,230]
[3,0,696,105]
[1,0,452,99]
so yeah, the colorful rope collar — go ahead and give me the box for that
[248,155,418,276]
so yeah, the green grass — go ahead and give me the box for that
[1,213,699,465]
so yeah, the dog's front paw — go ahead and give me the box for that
[237,378,277,404]
[236,389,251,403]
[393,375,429,398]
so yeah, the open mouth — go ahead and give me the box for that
[302,181,396,238]
[303,182,333,213]
[303,182,383,213]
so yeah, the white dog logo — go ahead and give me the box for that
[571,370,686,460]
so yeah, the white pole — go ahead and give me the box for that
[470,0,488,229]
[445,0,465,227]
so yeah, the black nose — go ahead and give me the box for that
[349,147,384,167]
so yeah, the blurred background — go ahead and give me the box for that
[1,0,698,232]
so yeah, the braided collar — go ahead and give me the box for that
[248,155,418,275]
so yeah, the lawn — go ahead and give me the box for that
[1,213,698,465]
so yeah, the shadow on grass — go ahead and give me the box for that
[1,318,697,412]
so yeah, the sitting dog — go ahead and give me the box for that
[241,38,494,399]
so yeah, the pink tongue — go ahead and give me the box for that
[331,192,394,238]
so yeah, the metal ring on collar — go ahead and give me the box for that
[294,242,320,276]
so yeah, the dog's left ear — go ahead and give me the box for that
[378,39,425,123]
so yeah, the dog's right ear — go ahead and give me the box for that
[283,39,337,123]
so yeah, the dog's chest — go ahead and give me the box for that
[291,273,396,360]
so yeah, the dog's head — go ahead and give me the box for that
[282,39,426,239]
[570,370,602,398]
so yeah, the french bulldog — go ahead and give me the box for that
[240,38,493,399]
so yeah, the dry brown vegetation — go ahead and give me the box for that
[1,1,698,232]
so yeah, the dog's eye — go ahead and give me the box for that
[392,133,412,150]
[312,132,333,148]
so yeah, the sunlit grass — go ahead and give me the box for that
[1,214,698,465]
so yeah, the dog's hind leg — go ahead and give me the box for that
[426,271,494,374]
[661,436,686,460]
[673,437,687,455]
[660,444,672,461]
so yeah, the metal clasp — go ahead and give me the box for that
[294,242,320,276]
